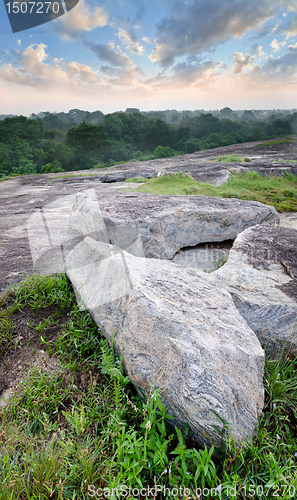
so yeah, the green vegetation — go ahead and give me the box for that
[125,177,149,183]
[256,139,294,146]
[214,154,252,162]
[133,171,297,212]
[154,145,176,158]
[0,274,297,498]
[1,110,297,179]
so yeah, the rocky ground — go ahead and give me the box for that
[1,138,297,440]
[1,137,297,295]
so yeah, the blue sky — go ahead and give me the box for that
[0,0,297,115]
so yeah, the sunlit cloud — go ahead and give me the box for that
[117,28,144,55]
[232,52,254,74]
[270,38,287,51]
[51,0,109,41]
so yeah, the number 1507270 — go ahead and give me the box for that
[6,2,60,14]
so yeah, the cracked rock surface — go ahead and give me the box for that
[69,191,279,259]
[211,225,297,359]
[66,237,265,448]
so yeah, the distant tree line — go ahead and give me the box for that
[0,109,296,178]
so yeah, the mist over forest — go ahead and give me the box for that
[1,107,297,179]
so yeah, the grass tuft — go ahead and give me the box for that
[214,154,251,162]
[256,139,294,146]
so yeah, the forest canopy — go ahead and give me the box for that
[0,108,296,178]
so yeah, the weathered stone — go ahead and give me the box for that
[66,236,265,448]
[163,165,231,186]
[69,191,279,260]
[211,225,297,359]
[100,170,157,183]
[69,192,144,257]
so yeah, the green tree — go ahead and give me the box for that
[40,160,65,174]
[145,119,173,149]
[65,121,110,155]
[154,146,175,158]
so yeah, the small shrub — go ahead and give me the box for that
[154,146,175,159]
[215,154,245,162]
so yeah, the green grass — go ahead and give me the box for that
[256,139,294,147]
[1,274,297,498]
[125,177,149,183]
[133,171,297,212]
[214,154,252,162]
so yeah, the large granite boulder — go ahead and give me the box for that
[69,191,279,260]
[211,225,297,359]
[66,236,264,448]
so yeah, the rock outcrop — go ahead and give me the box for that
[100,170,157,183]
[211,225,297,359]
[66,237,265,448]
[69,191,279,260]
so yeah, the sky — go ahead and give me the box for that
[0,0,297,115]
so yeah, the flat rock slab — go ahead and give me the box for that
[211,225,297,359]
[100,170,157,183]
[66,237,264,448]
[164,164,231,186]
[69,191,280,260]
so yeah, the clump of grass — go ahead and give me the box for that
[125,177,149,183]
[214,154,251,162]
[134,171,297,212]
[0,308,14,354]
[8,273,74,313]
[256,139,294,146]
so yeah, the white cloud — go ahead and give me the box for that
[150,0,295,67]
[142,37,152,44]
[232,52,254,74]
[288,42,297,48]
[0,43,101,88]
[145,59,220,91]
[66,62,97,81]
[117,28,144,55]
[270,38,287,52]
[51,0,109,41]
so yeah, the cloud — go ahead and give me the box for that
[87,41,140,85]
[87,41,135,68]
[288,42,297,48]
[145,58,220,91]
[250,44,265,57]
[232,43,297,89]
[66,62,97,81]
[270,38,287,51]
[51,0,109,41]
[150,0,295,67]
[0,43,101,88]
[117,28,144,54]
[232,52,254,73]
[11,44,66,81]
